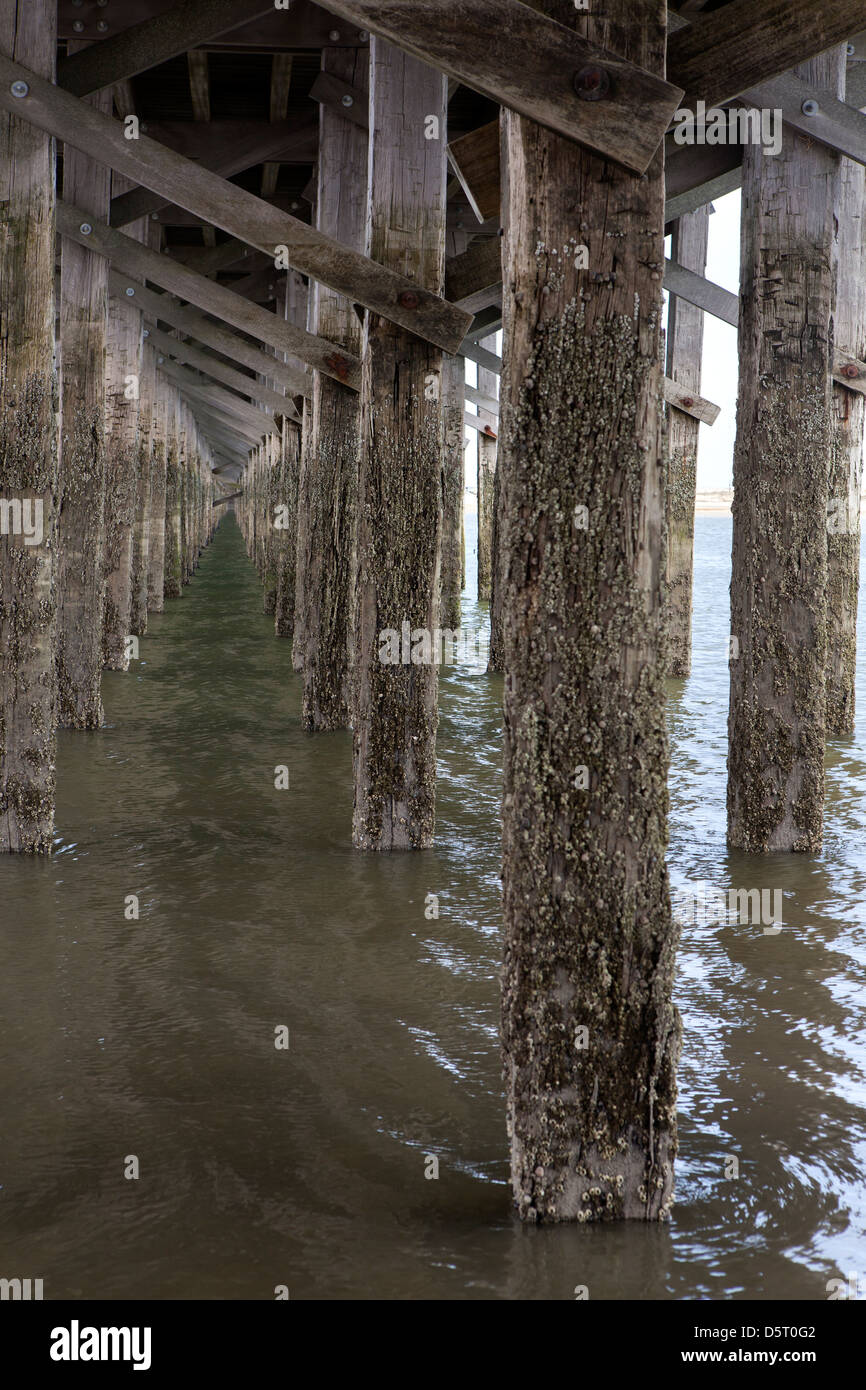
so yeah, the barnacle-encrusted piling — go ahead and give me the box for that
[440,351,465,631]
[129,335,155,637]
[500,0,679,1222]
[728,50,844,852]
[0,0,58,853]
[665,208,709,679]
[476,336,498,604]
[827,125,866,736]
[294,51,365,725]
[351,40,447,850]
[146,389,168,613]
[56,67,112,728]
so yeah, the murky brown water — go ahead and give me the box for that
[0,512,864,1299]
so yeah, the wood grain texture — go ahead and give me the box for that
[318,0,682,172]
[668,0,866,107]
[447,120,500,223]
[0,56,471,353]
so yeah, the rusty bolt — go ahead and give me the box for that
[681,396,695,408]
[398,290,420,310]
[842,362,860,379]
[573,65,611,101]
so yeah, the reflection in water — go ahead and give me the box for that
[0,513,863,1299]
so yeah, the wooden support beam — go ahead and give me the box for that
[115,274,309,400]
[56,0,276,96]
[665,209,710,683]
[445,234,502,311]
[668,0,866,109]
[156,358,280,439]
[447,120,499,224]
[317,0,682,173]
[0,0,58,853]
[475,332,498,604]
[827,121,866,736]
[664,254,866,391]
[440,353,465,628]
[464,382,499,415]
[0,59,471,353]
[56,52,112,729]
[727,47,845,854]
[56,201,348,388]
[110,116,318,229]
[295,46,368,727]
[130,337,155,637]
[309,69,369,130]
[187,52,211,124]
[662,375,719,426]
[500,0,677,1223]
[351,38,448,850]
[145,327,300,422]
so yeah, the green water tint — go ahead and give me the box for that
[0,513,863,1297]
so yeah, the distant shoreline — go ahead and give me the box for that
[695,491,733,514]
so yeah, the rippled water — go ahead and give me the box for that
[0,512,863,1300]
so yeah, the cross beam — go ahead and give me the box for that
[0,56,471,354]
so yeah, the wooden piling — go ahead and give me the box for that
[827,108,866,736]
[500,0,678,1222]
[294,48,367,728]
[0,0,58,852]
[728,49,844,852]
[56,56,112,727]
[351,38,447,850]
[476,335,498,603]
[440,352,464,631]
[130,330,156,638]
[665,207,709,679]
[147,384,168,613]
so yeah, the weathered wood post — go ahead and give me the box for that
[294,47,367,726]
[147,380,168,613]
[103,186,145,669]
[728,50,843,852]
[665,207,709,678]
[476,336,498,602]
[0,0,57,853]
[272,270,305,646]
[130,333,155,637]
[440,351,464,630]
[163,389,183,600]
[57,55,112,727]
[351,39,447,850]
[827,101,866,736]
[500,0,678,1221]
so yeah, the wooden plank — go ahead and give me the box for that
[145,326,301,422]
[112,272,311,398]
[664,257,738,327]
[1,59,471,353]
[668,0,866,108]
[444,234,501,307]
[110,116,318,227]
[56,200,355,388]
[309,70,369,129]
[157,358,279,437]
[56,0,276,96]
[464,409,497,436]
[316,0,682,174]
[663,374,719,425]
[447,120,499,223]
[465,382,499,415]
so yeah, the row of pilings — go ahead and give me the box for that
[3,2,864,1227]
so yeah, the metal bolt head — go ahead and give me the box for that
[97,0,109,7]
[398,290,420,310]
[96,20,108,31]
[79,222,93,236]
[328,29,341,41]
[10,80,29,99]
[151,213,159,221]
[125,287,135,297]
[358,30,369,41]
[341,93,353,107]
[842,362,859,379]
[573,65,611,101]
[848,43,857,57]
[142,329,150,338]
[72,20,84,31]
[801,98,819,116]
